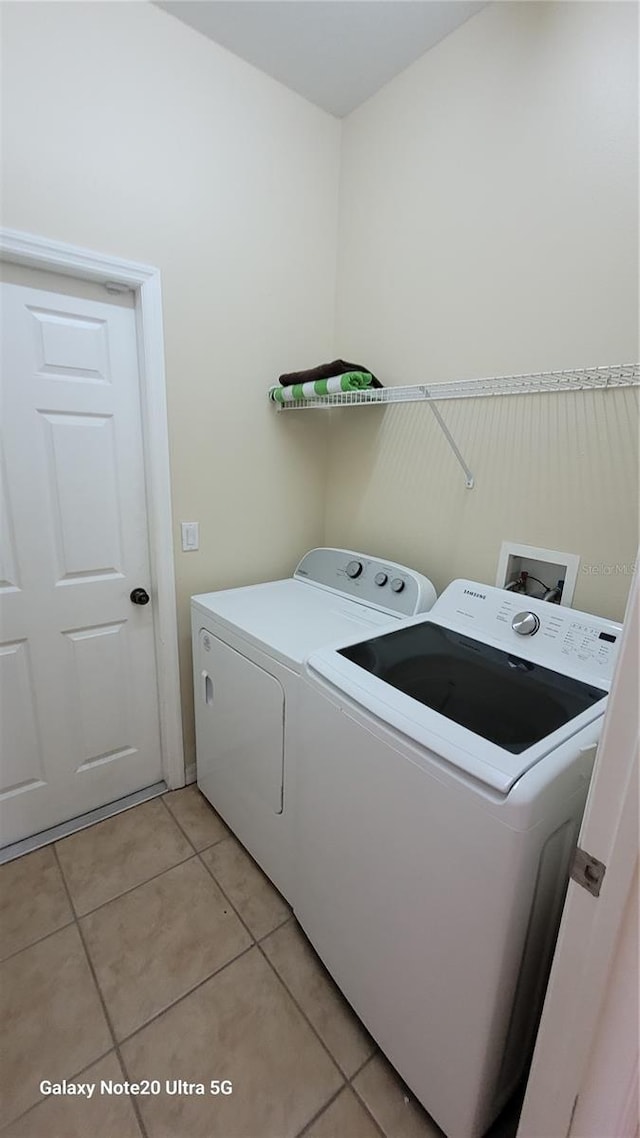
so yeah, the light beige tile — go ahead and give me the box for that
[82,857,252,1040]
[262,920,374,1077]
[162,785,228,851]
[353,1056,444,1138]
[121,946,342,1138]
[201,835,290,940]
[4,1052,142,1138]
[0,845,73,960]
[55,799,192,915]
[305,1088,382,1138]
[0,924,112,1125]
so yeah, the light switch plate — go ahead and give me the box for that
[181,522,199,552]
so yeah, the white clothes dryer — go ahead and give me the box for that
[191,548,436,902]
[294,580,622,1138]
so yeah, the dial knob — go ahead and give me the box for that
[346,560,363,579]
[390,577,405,594]
[512,611,540,636]
[374,572,388,586]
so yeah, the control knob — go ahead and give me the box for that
[390,577,405,593]
[374,572,388,586]
[346,560,363,579]
[512,611,540,636]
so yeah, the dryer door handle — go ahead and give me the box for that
[202,671,214,706]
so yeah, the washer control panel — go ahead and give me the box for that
[294,548,437,616]
[431,579,622,681]
[561,619,620,666]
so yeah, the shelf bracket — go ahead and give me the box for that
[422,389,475,489]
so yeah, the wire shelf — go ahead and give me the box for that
[274,363,640,410]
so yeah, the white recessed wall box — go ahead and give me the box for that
[496,541,580,606]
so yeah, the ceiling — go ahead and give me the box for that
[156,2,487,118]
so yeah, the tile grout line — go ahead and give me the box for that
[157,791,202,854]
[256,911,293,943]
[52,792,228,923]
[161,793,378,1129]
[194,851,259,947]
[52,799,258,1066]
[51,844,151,1138]
[49,793,262,1058]
[348,1081,391,1138]
[74,830,237,919]
[66,791,235,918]
[294,1083,347,1138]
[248,906,384,1135]
[348,1051,379,1085]
[0,915,77,966]
[256,917,378,1089]
[292,1056,385,1138]
[3,797,373,1137]
[54,799,231,922]
[0,1046,115,1135]
[160,791,259,862]
[190,840,320,1054]
[48,850,196,920]
[114,942,256,1048]
[171,794,378,1132]
[348,1055,443,1138]
[192,846,351,1117]
[40,794,364,1138]
[17,796,256,1079]
[255,937,348,1088]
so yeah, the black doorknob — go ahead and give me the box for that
[130,587,150,605]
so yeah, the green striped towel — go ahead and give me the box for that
[269,371,373,403]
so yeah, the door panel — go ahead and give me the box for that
[63,620,135,771]
[29,304,112,382]
[42,411,124,580]
[0,640,45,795]
[0,457,20,594]
[0,281,163,846]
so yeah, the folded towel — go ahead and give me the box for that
[269,372,375,403]
[279,359,382,389]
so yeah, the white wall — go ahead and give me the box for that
[328,0,638,621]
[1,1,340,766]
[2,1,638,776]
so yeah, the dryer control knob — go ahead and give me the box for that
[512,611,540,636]
[374,572,388,586]
[390,577,405,593]
[346,560,363,579]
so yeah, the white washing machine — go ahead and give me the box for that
[191,548,436,902]
[294,579,622,1138]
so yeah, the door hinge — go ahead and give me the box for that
[570,847,606,897]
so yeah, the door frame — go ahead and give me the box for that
[0,227,185,791]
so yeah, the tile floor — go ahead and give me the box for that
[0,788,522,1138]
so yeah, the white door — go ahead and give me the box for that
[0,279,163,846]
[517,568,638,1138]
